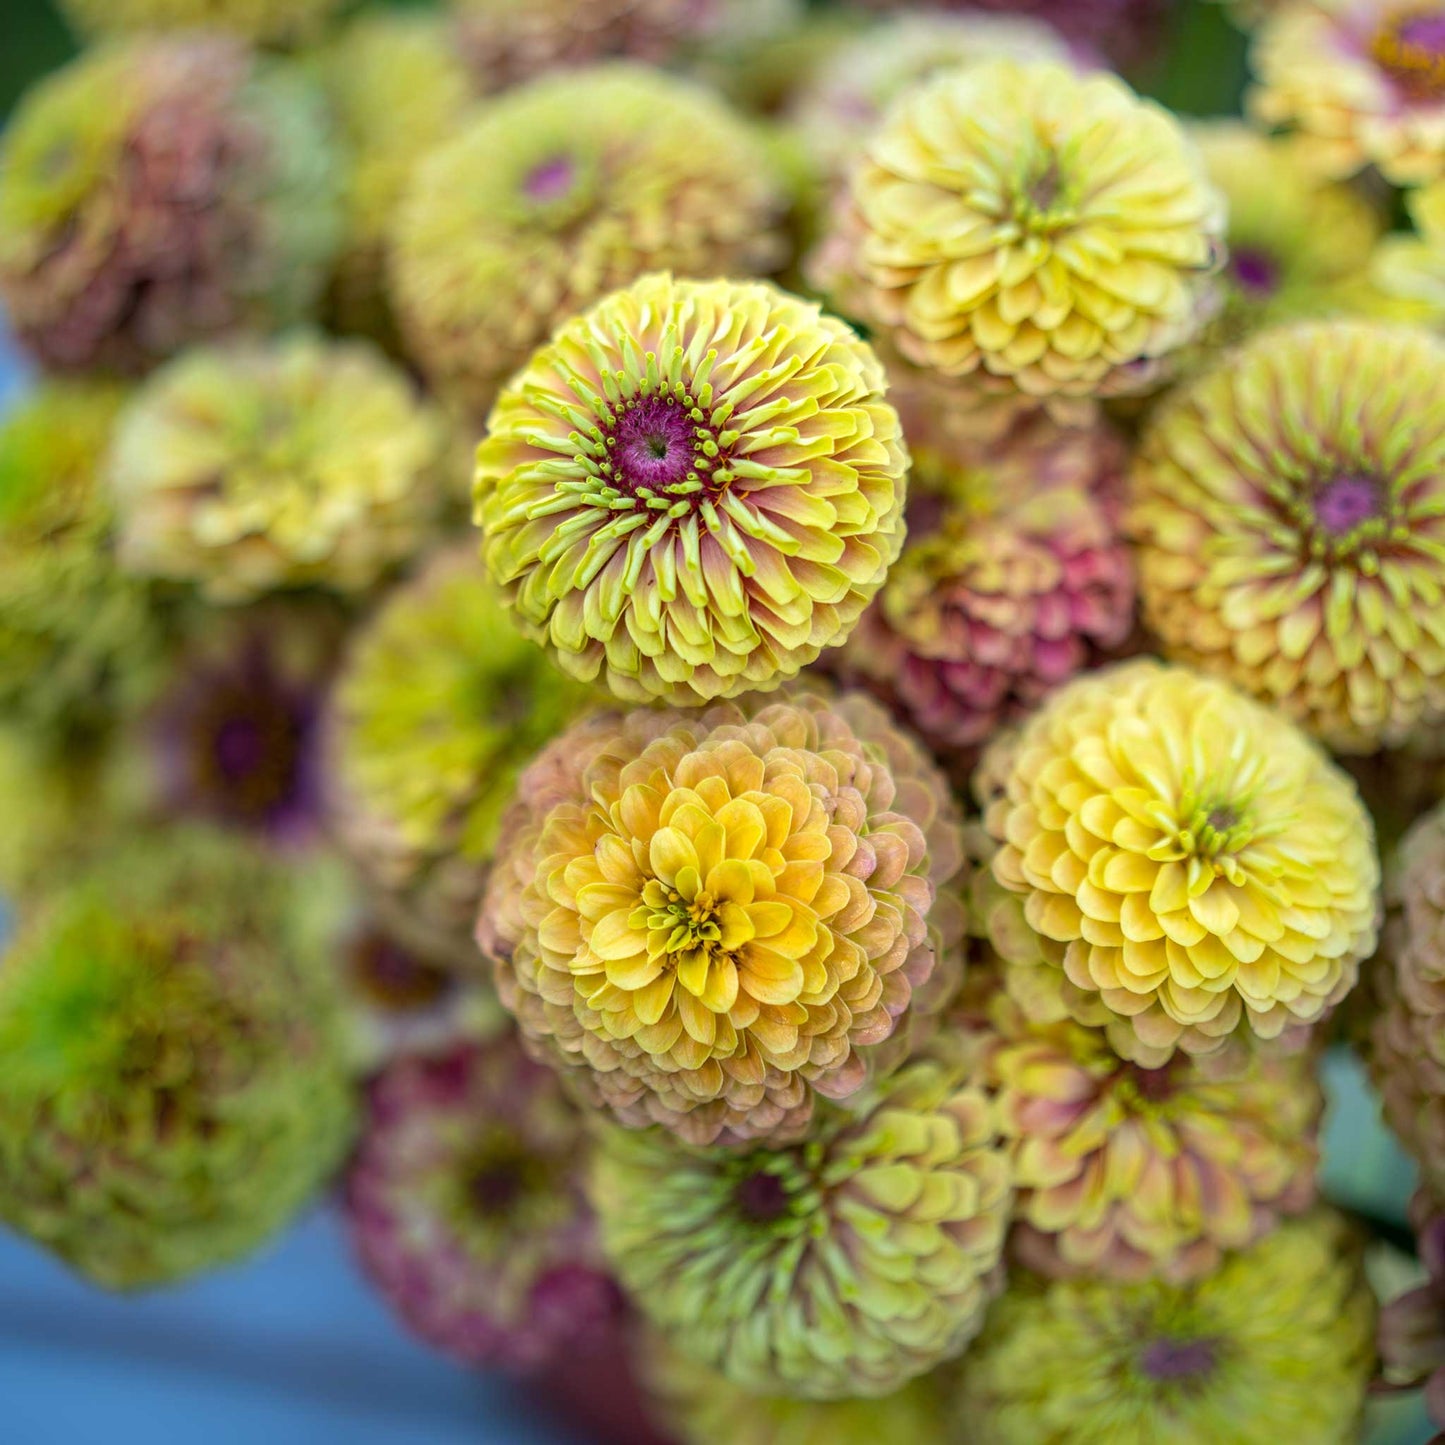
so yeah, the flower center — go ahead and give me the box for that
[348,931,451,1011]
[1011,153,1074,234]
[1313,473,1385,537]
[1124,1062,1181,1104]
[186,680,308,826]
[1229,245,1279,298]
[523,154,576,203]
[734,1169,793,1223]
[1175,789,1252,864]
[597,388,732,505]
[461,1137,550,1225]
[1138,1337,1219,1383]
[1372,9,1445,99]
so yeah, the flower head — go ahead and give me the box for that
[1129,320,1445,752]
[838,415,1134,755]
[325,542,597,966]
[56,0,343,43]
[0,827,357,1288]
[344,1036,620,1370]
[391,66,788,418]
[479,689,966,1144]
[0,380,166,731]
[819,59,1223,406]
[0,37,343,373]
[110,333,447,603]
[980,984,1321,1282]
[983,660,1380,1063]
[641,1328,950,1444]
[955,1210,1377,1444]
[590,1051,1012,1399]
[140,598,345,842]
[1250,0,1445,185]
[474,272,907,704]
[312,12,475,343]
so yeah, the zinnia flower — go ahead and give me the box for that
[590,1051,1012,1398]
[474,272,907,705]
[1250,0,1445,185]
[56,0,344,43]
[980,984,1322,1283]
[391,66,788,419]
[838,414,1134,756]
[955,1210,1377,1444]
[1371,801,1445,1200]
[983,659,1380,1063]
[344,1035,620,1370]
[478,689,966,1145]
[1129,320,1445,752]
[138,598,345,843]
[818,58,1223,407]
[0,827,357,1289]
[0,380,165,731]
[0,37,343,373]
[324,542,597,966]
[109,333,447,603]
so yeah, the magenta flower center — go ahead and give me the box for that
[603,391,729,502]
[1128,1064,1180,1103]
[523,155,576,203]
[1229,246,1279,298]
[1138,1337,1218,1382]
[1314,474,1384,536]
[187,681,308,825]
[735,1170,792,1223]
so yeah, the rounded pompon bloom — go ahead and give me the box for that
[590,1051,1012,1399]
[0,38,343,374]
[980,985,1322,1283]
[819,59,1224,406]
[787,12,1074,184]
[837,415,1135,755]
[954,1209,1376,1445]
[0,827,357,1289]
[109,333,447,603]
[982,660,1380,1063]
[138,597,346,843]
[0,380,167,731]
[1249,0,1445,185]
[1192,123,1384,343]
[324,542,599,967]
[641,1332,950,1445]
[55,0,343,44]
[311,12,475,344]
[1371,802,1445,1200]
[478,689,967,1145]
[391,66,789,420]
[474,273,907,706]
[344,1035,620,1371]
[1129,321,1445,753]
